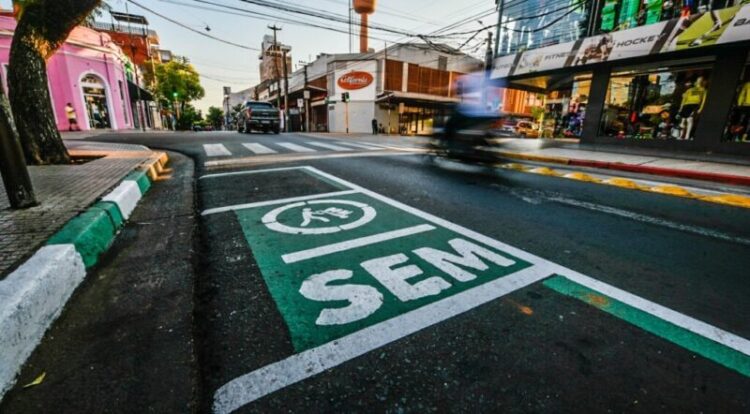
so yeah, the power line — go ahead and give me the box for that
[126,0,259,50]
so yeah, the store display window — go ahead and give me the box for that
[724,64,750,143]
[600,65,712,140]
[539,75,591,139]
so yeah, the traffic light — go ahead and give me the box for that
[341,92,350,103]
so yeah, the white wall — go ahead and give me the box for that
[328,60,378,133]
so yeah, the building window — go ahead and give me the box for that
[600,65,712,140]
[724,63,750,143]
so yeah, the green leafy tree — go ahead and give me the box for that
[206,106,224,129]
[7,0,102,164]
[175,104,202,131]
[152,60,205,122]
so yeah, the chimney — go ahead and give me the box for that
[353,0,376,53]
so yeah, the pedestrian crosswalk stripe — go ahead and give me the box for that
[203,144,232,157]
[304,142,353,152]
[277,143,317,152]
[243,143,277,154]
[334,141,384,150]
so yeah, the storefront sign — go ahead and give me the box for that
[570,21,671,67]
[511,42,576,76]
[337,71,374,90]
[491,4,750,81]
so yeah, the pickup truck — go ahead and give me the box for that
[237,101,281,134]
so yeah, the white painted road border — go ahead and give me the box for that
[211,165,750,413]
[0,245,86,399]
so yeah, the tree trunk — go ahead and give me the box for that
[8,0,101,165]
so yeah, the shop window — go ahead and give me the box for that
[724,64,750,143]
[539,74,591,139]
[600,65,712,140]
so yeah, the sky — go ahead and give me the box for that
[1,0,496,113]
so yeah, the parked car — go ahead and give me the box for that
[515,120,540,138]
[237,101,281,134]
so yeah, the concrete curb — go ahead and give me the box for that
[495,150,750,187]
[0,153,169,400]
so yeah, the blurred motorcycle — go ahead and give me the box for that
[429,102,501,163]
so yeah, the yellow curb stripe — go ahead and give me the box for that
[563,172,601,183]
[529,167,561,176]
[495,151,570,165]
[498,163,750,209]
[699,194,750,208]
[603,177,646,190]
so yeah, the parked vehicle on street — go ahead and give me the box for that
[515,120,540,138]
[237,101,281,134]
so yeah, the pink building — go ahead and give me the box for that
[0,13,135,131]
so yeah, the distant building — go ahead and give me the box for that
[259,34,292,83]
[0,13,135,132]
[92,14,165,130]
[245,43,483,134]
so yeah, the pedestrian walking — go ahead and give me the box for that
[372,118,378,135]
[65,103,80,131]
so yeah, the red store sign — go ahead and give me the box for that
[337,71,374,90]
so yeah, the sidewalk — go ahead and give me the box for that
[61,129,175,141]
[485,138,750,187]
[0,141,160,277]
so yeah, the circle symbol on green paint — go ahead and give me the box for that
[262,199,377,235]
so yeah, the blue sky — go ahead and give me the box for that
[2,0,495,112]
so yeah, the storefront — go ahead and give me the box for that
[491,3,750,154]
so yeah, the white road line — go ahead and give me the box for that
[546,195,750,246]
[334,141,384,150]
[203,144,232,157]
[242,143,277,154]
[282,224,436,264]
[201,190,359,216]
[277,142,317,153]
[213,264,554,414]
[200,166,307,180]
[304,142,353,151]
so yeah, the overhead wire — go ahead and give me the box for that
[126,0,260,50]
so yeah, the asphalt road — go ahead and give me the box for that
[5,131,748,413]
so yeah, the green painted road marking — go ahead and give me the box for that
[236,192,533,351]
[544,275,750,377]
[213,166,750,412]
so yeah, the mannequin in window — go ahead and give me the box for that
[731,79,750,141]
[678,76,707,140]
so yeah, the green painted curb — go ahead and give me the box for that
[47,208,118,268]
[45,163,157,269]
[125,170,151,195]
[92,201,125,229]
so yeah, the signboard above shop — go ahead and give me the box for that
[492,4,750,81]
[337,71,374,90]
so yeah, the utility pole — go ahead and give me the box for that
[483,31,494,109]
[268,25,282,110]
[303,63,311,133]
[0,91,36,208]
[283,48,290,132]
[494,0,505,57]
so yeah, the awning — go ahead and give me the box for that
[376,91,460,106]
[128,80,154,102]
